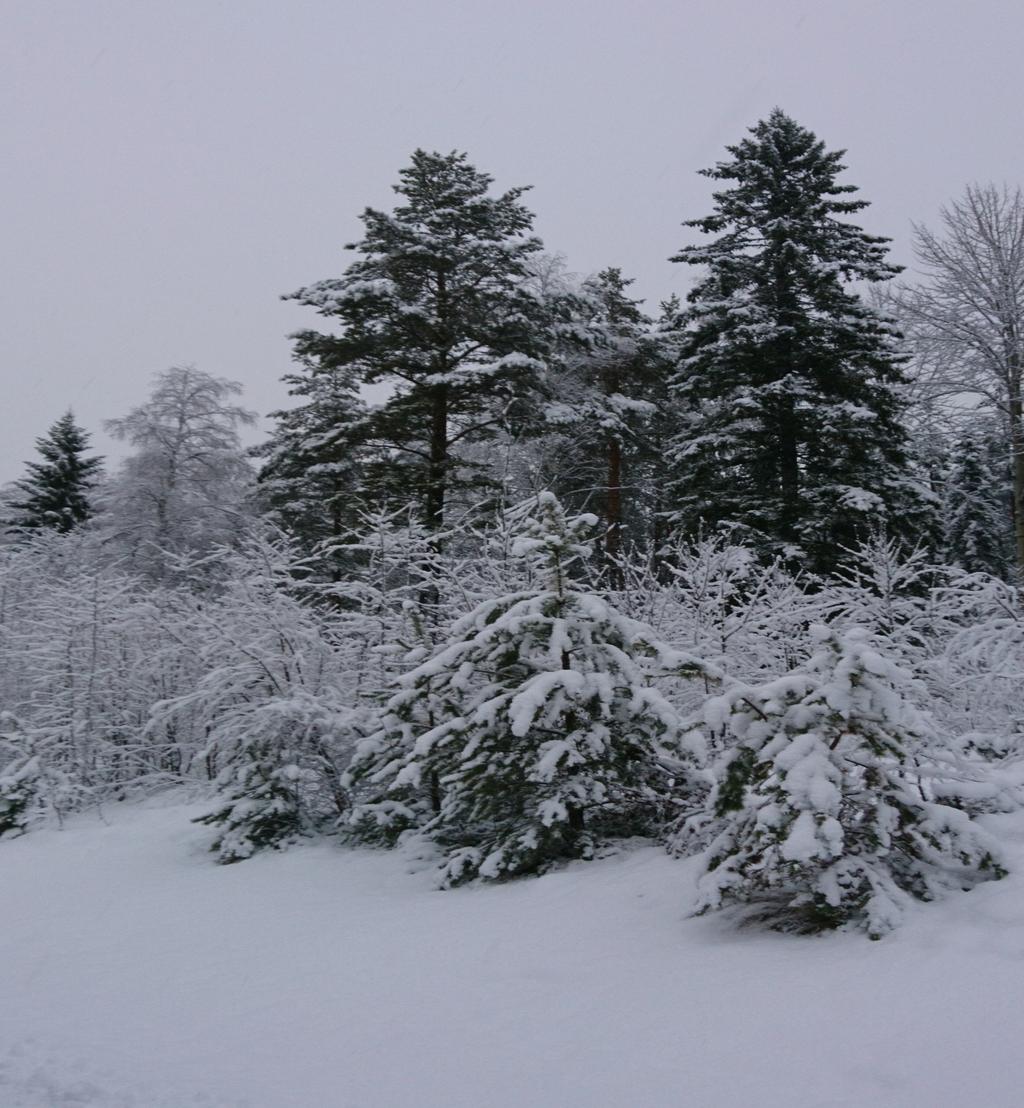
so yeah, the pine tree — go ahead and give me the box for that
[10,411,103,533]
[194,749,314,863]
[944,431,1014,578]
[0,719,40,838]
[252,361,368,561]
[285,150,550,532]
[541,268,668,569]
[668,109,929,571]
[694,626,1005,937]
[346,492,708,885]
[0,714,44,839]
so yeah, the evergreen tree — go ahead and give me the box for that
[346,492,708,886]
[540,268,668,569]
[252,360,368,560]
[944,431,1014,578]
[0,756,38,838]
[10,411,103,533]
[694,626,1005,937]
[285,150,550,532]
[194,748,314,863]
[0,714,40,839]
[668,109,928,571]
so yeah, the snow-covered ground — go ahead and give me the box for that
[3,801,1024,1108]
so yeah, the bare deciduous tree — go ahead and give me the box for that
[896,184,1024,575]
[103,366,256,576]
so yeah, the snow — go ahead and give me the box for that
[4,799,1024,1107]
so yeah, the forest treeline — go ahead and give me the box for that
[2,110,1022,938]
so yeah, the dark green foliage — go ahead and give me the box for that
[668,109,930,572]
[539,268,672,565]
[194,750,311,864]
[284,150,550,532]
[713,745,756,817]
[0,754,40,838]
[346,493,709,886]
[252,363,368,559]
[944,430,1015,578]
[694,627,1005,937]
[10,411,103,533]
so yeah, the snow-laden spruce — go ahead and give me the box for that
[346,492,710,885]
[694,625,1006,937]
[0,715,40,838]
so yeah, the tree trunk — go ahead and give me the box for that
[426,383,448,531]
[1010,389,1024,578]
[777,401,800,541]
[605,435,623,584]
[1004,328,1024,581]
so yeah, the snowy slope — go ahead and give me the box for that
[2,800,1024,1108]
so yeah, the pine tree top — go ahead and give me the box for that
[11,410,103,533]
[674,108,901,286]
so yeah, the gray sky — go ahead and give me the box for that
[3,0,1023,481]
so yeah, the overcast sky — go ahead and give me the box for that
[3,0,1023,481]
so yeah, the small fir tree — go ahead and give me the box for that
[0,758,39,838]
[0,750,40,838]
[10,411,103,533]
[668,109,930,571]
[347,492,708,885]
[0,714,43,838]
[694,626,1005,937]
[194,747,314,863]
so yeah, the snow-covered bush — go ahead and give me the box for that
[0,716,41,838]
[149,532,359,861]
[0,756,39,838]
[193,751,319,863]
[347,493,709,885]
[828,534,949,668]
[692,626,1006,938]
[0,530,211,813]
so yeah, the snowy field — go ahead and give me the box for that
[3,800,1024,1108]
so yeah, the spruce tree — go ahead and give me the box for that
[0,714,42,839]
[253,361,368,559]
[694,626,1005,937]
[285,150,550,533]
[0,753,40,839]
[669,109,928,571]
[346,492,708,885]
[10,410,103,533]
[944,431,1014,578]
[194,748,313,863]
[541,268,668,569]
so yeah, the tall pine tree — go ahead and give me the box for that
[10,410,103,533]
[668,109,928,571]
[284,150,550,534]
